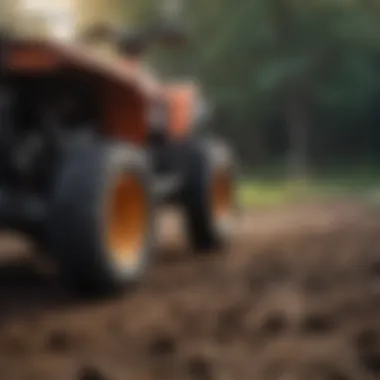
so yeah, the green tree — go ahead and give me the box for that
[126,0,380,175]
[177,0,380,175]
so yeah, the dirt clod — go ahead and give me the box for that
[45,330,71,352]
[260,311,288,336]
[354,330,378,353]
[299,313,336,335]
[148,334,177,357]
[187,357,214,380]
[78,367,107,380]
[359,352,380,375]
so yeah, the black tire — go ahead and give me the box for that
[46,136,156,297]
[181,137,238,252]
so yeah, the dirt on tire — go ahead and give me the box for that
[0,200,380,380]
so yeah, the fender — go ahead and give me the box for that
[165,82,204,140]
[8,40,162,145]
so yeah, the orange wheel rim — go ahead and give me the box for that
[212,170,234,220]
[107,174,147,266]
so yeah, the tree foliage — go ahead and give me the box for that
[127,0,380,172]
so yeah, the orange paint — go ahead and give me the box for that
[6,40,198,144]
[101,78,147,144]
[9,44,62,72]
[166,83,198,140]
[6,41,156,144]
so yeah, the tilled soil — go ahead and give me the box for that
[0,201,380,380]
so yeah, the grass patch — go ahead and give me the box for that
[239,170,380,207]
[239,179,311,207]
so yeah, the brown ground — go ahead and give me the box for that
[0,201,380,380]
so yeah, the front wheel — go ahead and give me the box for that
[180,137,239,252]
[46,138,156,297]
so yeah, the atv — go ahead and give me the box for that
[0,0,238,296]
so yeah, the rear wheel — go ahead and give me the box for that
[46,138,155,297]
[181,137,238,252]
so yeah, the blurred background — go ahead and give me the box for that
[2,1,380,380]
[126,0,380,207]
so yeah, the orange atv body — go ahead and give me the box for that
[8,39,198,144]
